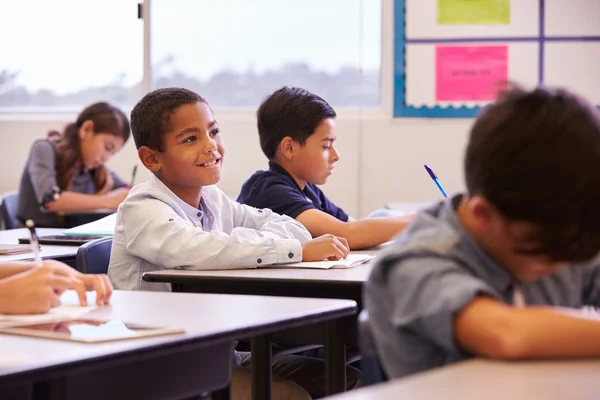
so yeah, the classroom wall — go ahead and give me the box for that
[0,114,471,217]
[0,0,472,218]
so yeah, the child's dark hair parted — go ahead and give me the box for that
[131,88,206,151]
[465,86,600,262]
[257,86,336,159]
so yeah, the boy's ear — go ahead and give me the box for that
[279,136,296,160]
[138,146,161,173]
[469,196,500,230]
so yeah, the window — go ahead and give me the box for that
[0,0,142,110]
[151,0,381,107]
[0,1,381,111]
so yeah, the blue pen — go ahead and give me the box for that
[424,164,448,198]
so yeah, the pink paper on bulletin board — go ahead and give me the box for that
[436,45,508,101]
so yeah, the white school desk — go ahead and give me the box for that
[384,201,433,214]
[0,228,77,264]
[143,250,379,310]
[143,249,384,394]
[59,208,115,215]
[324,358,600,400]
[0,290,356,400]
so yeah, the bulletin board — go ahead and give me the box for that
[394,0,600,118]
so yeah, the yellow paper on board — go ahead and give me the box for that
[438,0,510,25]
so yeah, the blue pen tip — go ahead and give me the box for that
[424,165,437,179]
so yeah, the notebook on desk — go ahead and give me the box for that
[0,319,185,343]
[19,235,105,246]
[261,254,375,270]
[0,290,184,343]
[0,244,38,255]
[63,213,117,237]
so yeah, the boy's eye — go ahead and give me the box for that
[323,146,331,150]
[210,128,220,137]
[183,136,197,143]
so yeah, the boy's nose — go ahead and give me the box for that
[331,147,341,162]
[204,141,218,154]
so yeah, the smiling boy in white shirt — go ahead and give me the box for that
[108,88,350,292]
[108,87,358,399]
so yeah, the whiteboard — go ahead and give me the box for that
[395,0,600,118]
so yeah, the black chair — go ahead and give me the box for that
[1,191,20,230]
[76,237,113,274]
[358,310,388,386]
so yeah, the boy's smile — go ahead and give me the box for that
[196,158,221,168]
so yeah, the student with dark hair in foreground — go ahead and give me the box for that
[365,86,600,379]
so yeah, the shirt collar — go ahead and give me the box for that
[268,161,305,193]
[149,175,209,225]
[443,194,513,294]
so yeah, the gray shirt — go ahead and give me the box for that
[365,194,600,379]
[17,139,127,227]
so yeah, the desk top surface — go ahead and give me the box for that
[144,248,383,285]
[144,263,375,284]
[0,290,356,380]
[0,228,77,262]
[327,358,600,400]
[384,201,434,213]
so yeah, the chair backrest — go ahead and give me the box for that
[76,237,113,274]
[1,191,20,230]
[358,310,388,386]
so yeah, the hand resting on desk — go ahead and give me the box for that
[301,234,349,261]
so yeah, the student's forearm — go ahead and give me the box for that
[456,298,600,360]
[507,308,600,358]
[108,187,129,196]
[345,216,411,249]
[45,191,110,212]
[0,262,34,279]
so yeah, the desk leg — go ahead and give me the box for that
[251,335,272,400]
[325,319,346,395]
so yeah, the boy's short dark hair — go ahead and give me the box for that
[131,87,206,151]
[465,86,600,262]
[257,86,337,159]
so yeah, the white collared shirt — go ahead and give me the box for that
[108,175,310,291]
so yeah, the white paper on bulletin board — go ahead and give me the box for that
[544,42,600,105]
[544,0,600,37]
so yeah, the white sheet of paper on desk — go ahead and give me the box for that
[0,290,97,327]
[264,254,375,269]
[63,213,117,237]
[69,320,138,341]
